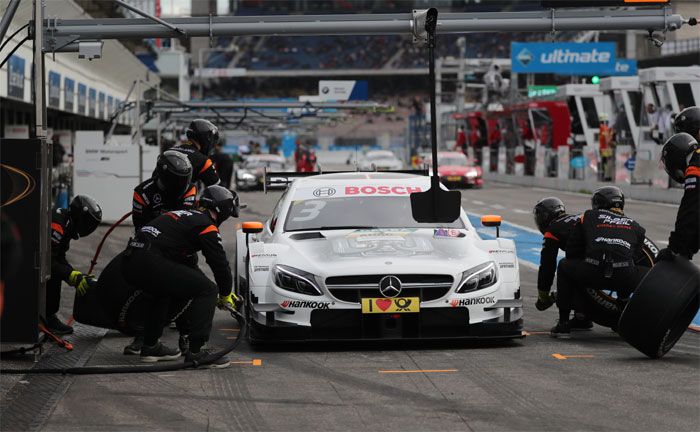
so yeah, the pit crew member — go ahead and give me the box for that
[121,185,239,366]
[552,186,647,338]
[532,197,592,330]
[658,132,699,261]
[48,195,102,334]
[166,119,220,186]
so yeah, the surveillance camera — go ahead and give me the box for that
[650,36,664,48]
[78,41,104,61]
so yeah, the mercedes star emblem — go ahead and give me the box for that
[379,275,402,298]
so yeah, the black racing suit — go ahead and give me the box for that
[667,149,699,259]
[132,179,197,232]
[211,151,233,189]
[121,209,232,351]
[556,209,648,323]
[166,144,220,187]
[537,213,579,296]
[48,208,76,316]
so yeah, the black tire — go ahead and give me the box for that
[618,258,700,359]
[580,237,658,328]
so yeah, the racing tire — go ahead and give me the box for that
[579,237,658,328]
[617,258,700,359]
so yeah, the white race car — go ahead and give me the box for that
[236,172,523,342]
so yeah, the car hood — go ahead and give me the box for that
[363,159,401,166]
[278,228,489,277]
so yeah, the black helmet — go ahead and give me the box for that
[185,119,219,156]
[674,106,700,138]
[533,197,565,234]
[69,195,102,238]
[155,150,192,199]
[199,185,239,225]
[591,186,624,211]
[661,132,699,183]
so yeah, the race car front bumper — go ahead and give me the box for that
[248,299,523,342]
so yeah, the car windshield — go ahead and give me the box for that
[365,152,395,161]
[244,160,284,169]
[438,155,468,166]
[284,196,465,232]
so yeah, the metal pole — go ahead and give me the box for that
[43,10,689,41]
[0,0,21,42]
[114,0,186,36]
[135,78,141,146]
[156,84,162,150]
[198,48,204,99]
[34,0,51,323]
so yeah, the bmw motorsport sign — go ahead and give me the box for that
[512,42,636,76]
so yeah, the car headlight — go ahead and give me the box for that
[272,265,323,296]
[466,171,477,178]
[456,262,498,293]
[237,171,255,181]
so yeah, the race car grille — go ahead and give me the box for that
[325,274,454,303]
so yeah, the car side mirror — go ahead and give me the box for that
[242,221,264,234]
[481,215,502,237]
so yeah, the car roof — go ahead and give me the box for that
[365,150,395,157]
[247,154,284,161]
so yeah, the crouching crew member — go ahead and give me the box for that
[532,197,592,330]
[552,187,647,338]
[133,150,196,231]
[122,185,239,367]
[658,132,699,261]
[48,195,102,334]
[166,119,221,186]
[125,150,197,355]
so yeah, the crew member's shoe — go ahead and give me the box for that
[550,320,571,338]
[123,335,144,355]
[185,348,231,369]
[569,315,594,331]
[140,342,181,363]
[46,314,74,335]
[178,335,190,355]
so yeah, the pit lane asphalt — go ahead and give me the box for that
[22,182,700,431]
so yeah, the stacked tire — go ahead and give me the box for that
[618,258,700,359]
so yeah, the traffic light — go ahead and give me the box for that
[591,75,601,85]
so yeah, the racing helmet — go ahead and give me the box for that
[591,186,624,211]
[199,185,239,225]
[155,150,193,199]
[533,197,566,234]
[185,119,219,156]
[69,195,102,238]
[673,106,700,138]
[661,132,699,183]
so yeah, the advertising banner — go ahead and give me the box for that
[319,80,368,101]
[48,71,61,108]
[7,55,25,99]
[77,83,87,115]
[64,78,75,112]
[511,42,637,76]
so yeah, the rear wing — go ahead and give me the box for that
[263,168,430,193]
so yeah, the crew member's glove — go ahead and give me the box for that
[75,275,97,297]
[68,270,84,287]
[535,290,555,311]
[217,292,240,311]
[655,247,677,263]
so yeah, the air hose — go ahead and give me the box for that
[0,307,246,375]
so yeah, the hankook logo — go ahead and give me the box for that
[313,187,336,197]
[379,275,402,298]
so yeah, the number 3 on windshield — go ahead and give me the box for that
[291,200,327,222]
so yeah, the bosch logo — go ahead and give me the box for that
[379,275,402,298]
[313,187,336,197]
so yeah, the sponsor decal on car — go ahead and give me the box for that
[251,253,278,258]
[434,228,466,238]
[313,187,336,197]
[345,185,422,195]
[489,249,514,254]
[449,296,495,307]
[253,265,269,272]
[280,300,332,309]
[499,262,516,269]
[294,184,425,200]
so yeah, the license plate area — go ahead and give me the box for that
[361,297,420,314]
